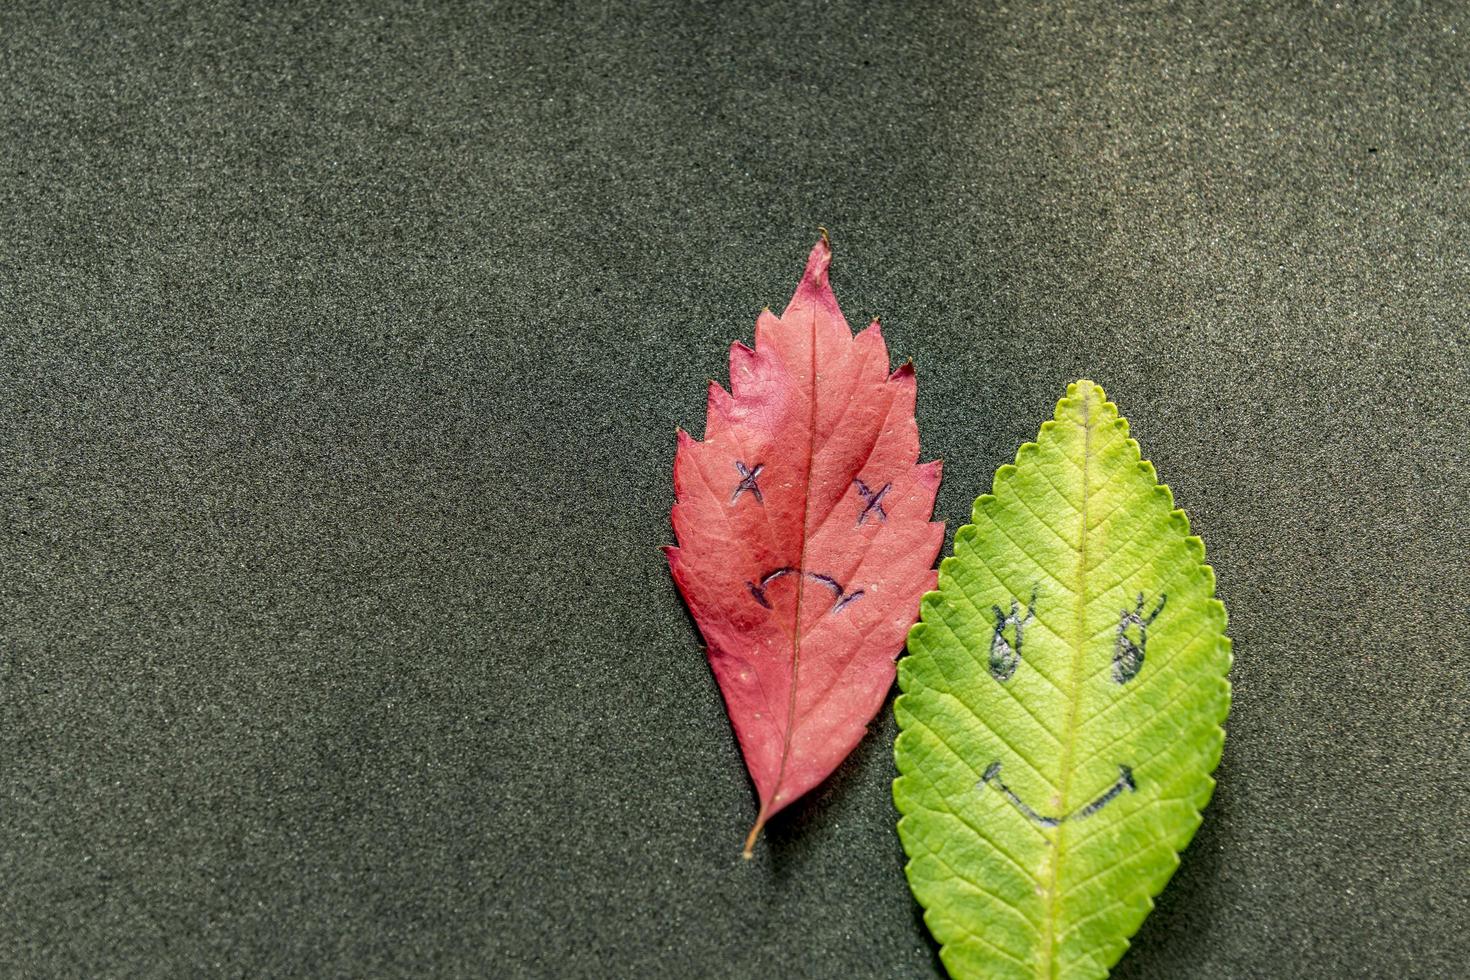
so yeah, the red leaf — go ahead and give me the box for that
[666,233,944,857]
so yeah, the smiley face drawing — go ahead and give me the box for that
[974,587,1167,826]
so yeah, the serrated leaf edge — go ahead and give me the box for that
[893,379,1232,978]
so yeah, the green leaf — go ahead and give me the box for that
[894,380,1231,979]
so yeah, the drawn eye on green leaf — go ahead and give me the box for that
[893,380,1231,980]
[988,589,1036,682]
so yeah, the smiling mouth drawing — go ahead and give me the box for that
[980,762,1137,827]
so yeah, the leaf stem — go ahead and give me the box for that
[742,809,768,860]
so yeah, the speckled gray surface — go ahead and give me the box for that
[1,2,1467,978]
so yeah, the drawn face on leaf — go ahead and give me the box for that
[978,587,1166,827]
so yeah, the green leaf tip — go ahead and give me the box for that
[894,379,1231,979]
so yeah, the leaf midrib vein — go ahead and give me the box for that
[1039,394,1095,979]
[775,324,891,748]
[769,307,820,817]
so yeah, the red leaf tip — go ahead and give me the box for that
[798,232,833,297]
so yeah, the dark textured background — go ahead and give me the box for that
[1,2,1467,977]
